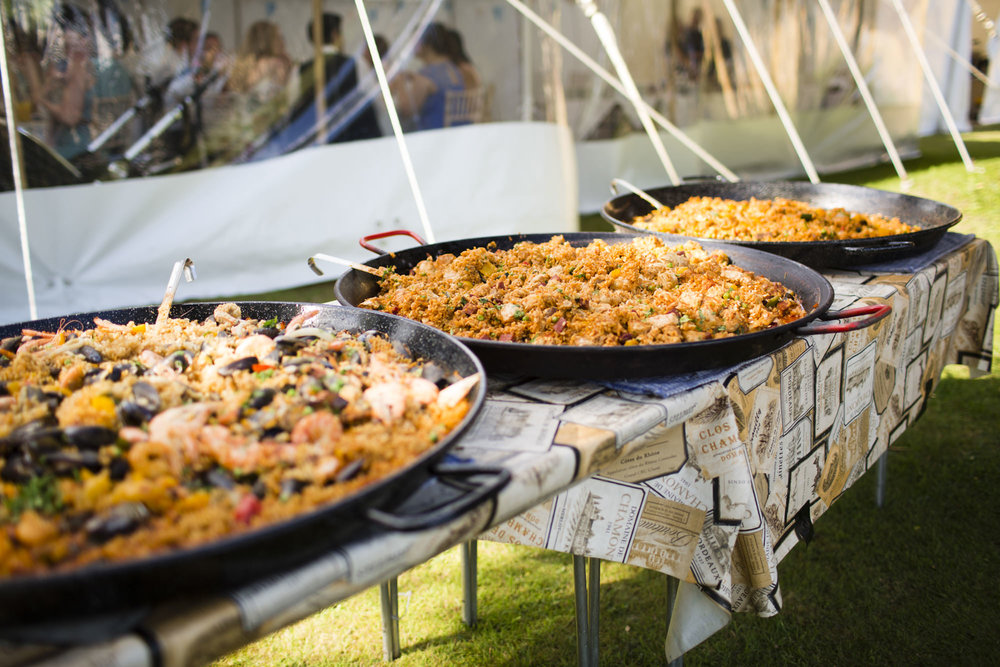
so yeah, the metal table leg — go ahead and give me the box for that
[379,578,400,661]
[461,540,478,627]
[573,556,600,666]
[875,450,888,508]
[573,556,591,667]
[587,557,600,665]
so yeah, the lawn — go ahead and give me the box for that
[214,128,1000,666]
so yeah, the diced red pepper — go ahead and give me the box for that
[234,493,262,524]
[251,363,274,373]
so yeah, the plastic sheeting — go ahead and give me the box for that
[0,122,576,324]
[0,0,982,320]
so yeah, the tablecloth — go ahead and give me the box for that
[479,234,998,658]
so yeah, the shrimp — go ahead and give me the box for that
[290,411,343,452]
[235,334,276,361]
[364,382,408,424]
[127,439,184,478]
[197,425,259,469]
[93,317,133,332]
[140,349,164,368]
[287,308,321,332]
[213,303,242,326]
[406,377,440,406]
[148,402,220,463]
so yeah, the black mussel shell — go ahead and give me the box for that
[165,349,194,372]
[247,388,276,410]
[335,457,365,483]
[108,456,131,481]
[47,450,103,476]
[1,336,22,352]
[217,356,258,377]
[254,326,281,339]
[76,344,103,364]
[64,425,118,450]
[85,502,151,543]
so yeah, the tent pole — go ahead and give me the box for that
[924,30,997,89]
[506,0,738,181]
[313,0,327,145]
[354,0,437,244]
[816,0,909,184]
[890,0,975,172]
[576,0,680,185]
[721,0,819,183]
[520,10,533,122]
[0,11,38,320]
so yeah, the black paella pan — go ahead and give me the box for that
[334,231,890,380]
[601,180,962,268]
[0,301,500,634]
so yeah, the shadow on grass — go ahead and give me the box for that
[685,373,1000,665]
[389,375,1000,666]
[395,547,671,666]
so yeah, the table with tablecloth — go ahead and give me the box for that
[2,234,995,667]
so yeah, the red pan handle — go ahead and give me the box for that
[359,230,427,256]
[796,303,892,335]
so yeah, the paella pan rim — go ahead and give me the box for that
[333,231,836,379]
[599,180,962,267]
[0,301,487,628]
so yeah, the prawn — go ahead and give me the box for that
[287,308,320,332]
[148,402,220,464]
[290,411,343,451]
[363,382,408,424]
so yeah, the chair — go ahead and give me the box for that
[443,87,488,127]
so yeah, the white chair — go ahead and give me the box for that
[443,87,488,127]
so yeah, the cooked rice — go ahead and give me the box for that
[0,307,475,575]
[360,235,807,346]
[633,196,917,242]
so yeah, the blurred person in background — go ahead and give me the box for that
[29,4,97,161]
[226,20,293,104]
[445,27,480,91]
[389,22,464,131]
[290,12,380,143]
[362,33,393,136]
[206,20,294,162]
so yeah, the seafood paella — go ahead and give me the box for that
[0,304,478,576]
[632,195,918,242]
[359,235,807,345]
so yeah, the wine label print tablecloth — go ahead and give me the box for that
[480,236,998,657]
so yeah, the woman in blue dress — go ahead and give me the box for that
[390,22,465,131]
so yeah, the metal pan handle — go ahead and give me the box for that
[364,465,510,531]
[796,303,892,335]
[359,230,428,256]
[842,240,915,256]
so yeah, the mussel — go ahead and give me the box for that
[247,388,276,410]
[334,457,365,484]
[84,502,151,543]
[217,356,258,377]
[47,450,103,476]
[117,381,162,425]
[76,345,103,364]
[64,425,118,450]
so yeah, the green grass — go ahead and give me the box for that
[214,128,1000,666]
